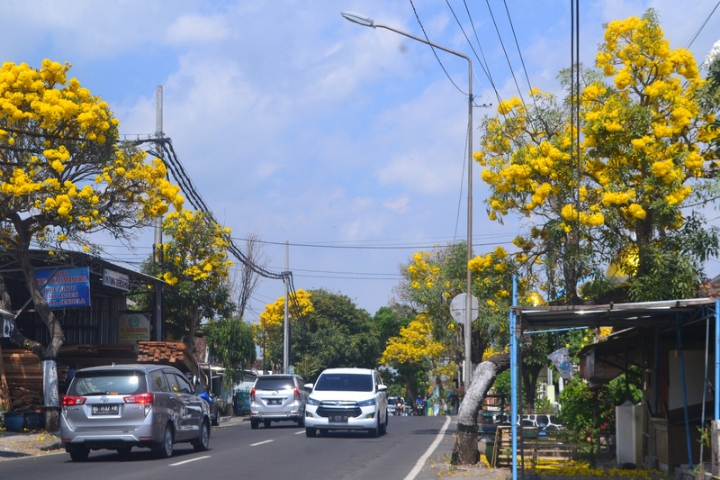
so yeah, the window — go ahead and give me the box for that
[165,372,181,393]
[314,373,373,392]
[255,376,296,391]
[150,371,168,392]
[69,371,146,396]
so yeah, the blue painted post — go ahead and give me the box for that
[510,276,518,478]
[676,315,693,469]
[715,299,719,422]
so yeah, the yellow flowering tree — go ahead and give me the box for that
[144,210,234,353]
[477,10,720,303]
[255,289,313,373]
[0,60,183,428]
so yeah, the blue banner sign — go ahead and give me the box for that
[35,267,91,308]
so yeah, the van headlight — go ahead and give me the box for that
[307,397,320,406]
[357,398,376,407]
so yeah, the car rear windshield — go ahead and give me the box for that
[388,398,397,405]
[314,373,372,392]
[254,377,295,391]
[69,371,147,396]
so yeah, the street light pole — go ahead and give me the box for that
[342,11,474,389]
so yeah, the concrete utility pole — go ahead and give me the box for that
[153,85,164,341]
[342,10,474,388]
[283,241,290,373]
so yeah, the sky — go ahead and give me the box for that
[1,0,719,323]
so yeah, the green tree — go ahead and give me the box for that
[141,210,235,353]
[205,317,256,391]
[292,289,382,381]
[0,60,183,430]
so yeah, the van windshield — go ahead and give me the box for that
[314,373,373,392]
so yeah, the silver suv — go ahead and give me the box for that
[60,364,211,461]
[250,374,308,429]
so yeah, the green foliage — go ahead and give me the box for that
[372,305,412,350]
[627,212,719,301]
[534,396,555,414]
[558,368,643,433]
[204,317,256,390]
[290,289,382,382]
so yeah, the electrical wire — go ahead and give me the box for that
[687,1,720,49]
[408,0,467,96]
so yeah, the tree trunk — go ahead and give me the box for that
[188,305,200,355]
[16,249,64,432]
[451,360,500,465]
[451,335,532,466]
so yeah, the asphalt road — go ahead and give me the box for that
[0,415,454,480]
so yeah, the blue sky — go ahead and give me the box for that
[2,0,719,322]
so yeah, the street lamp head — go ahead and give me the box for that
[341,11,376,28]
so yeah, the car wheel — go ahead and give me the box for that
[264,419,271,428]
[69,446,89,462]
[211,409,219,426]
[192,421,210,452]
[305,427,316,437]
[116,446,132,457]
[368,417,379,437]
[379,413,387,435]
[250,418,259,429]
[153,424,174,458]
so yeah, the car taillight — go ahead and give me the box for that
[250,388,255,401]
[124,393,154,404]
[293,386,300,400]
[62,396,86,406]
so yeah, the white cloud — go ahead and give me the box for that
[165,14,229,44]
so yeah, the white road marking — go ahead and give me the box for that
[295,431,305,435]
[170,455,210,466]
[250,439,274,446]
[403,415,452,480]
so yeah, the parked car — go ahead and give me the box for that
[304,367,388,437]
[60,364,211,462]
[196,385,220,426]
[250,374,308,429]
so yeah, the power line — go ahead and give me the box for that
[408,0,467,96]
[687,1,720,49]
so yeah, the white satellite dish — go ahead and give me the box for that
[450,293,479,324]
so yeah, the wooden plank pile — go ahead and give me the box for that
[137,341,197,377]
[8,386,43,411]
[3,350,43,393]
[137,341,188,362]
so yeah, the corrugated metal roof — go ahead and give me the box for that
[513,298,716,330]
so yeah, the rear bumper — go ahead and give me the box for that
[249,411,303,421]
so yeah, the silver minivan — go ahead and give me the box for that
[60,364,211,461]
[250,374,308,429]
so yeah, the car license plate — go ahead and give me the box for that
[268,399,281,405]
[330,415,348,423]
[92,404,119,415]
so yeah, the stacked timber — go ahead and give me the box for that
[137,341,188,362]
[3,350,42,392]
[136,342,197,377]
[9,386,43,411]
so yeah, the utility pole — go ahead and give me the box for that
[282,241,290,373]
[153,85,164,341]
